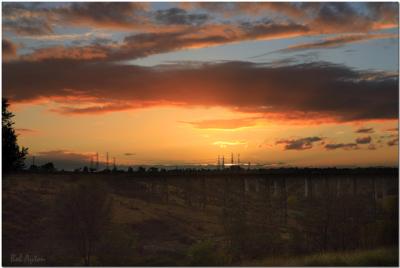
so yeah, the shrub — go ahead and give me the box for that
[186,240,225,266]
[54,181,112,265]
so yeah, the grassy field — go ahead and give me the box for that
[2,172,398,266]
[245,248,398,266]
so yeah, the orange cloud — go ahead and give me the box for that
[19,21,310,62]
[5,3,397,62]
[181,116,262,129]
[22,45,109,61]
[279,33,398,52]
[213,140,247,148]
[2,39,17,60]
[15,128,38,135]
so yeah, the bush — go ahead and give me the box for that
[186,240,225,266]
[54,181,112,265]
[96,224,138,266]
[303,248,398,266]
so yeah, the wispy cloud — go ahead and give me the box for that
[213,140,247,148]
[15,128,38,135]
[355,136,372,144]
[277,33,398,53]
[181,116,262,130]
[325,143,359,150]
[276,136,323,150]
[355,127,374,134]
[388,138,399,146]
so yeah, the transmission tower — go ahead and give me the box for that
[106,152,109,170]
[90,155,93,170]
[96,152,99,171]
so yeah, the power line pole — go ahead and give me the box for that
[96,152,99,171]
[106,152,109,170]
[231,152,234,165]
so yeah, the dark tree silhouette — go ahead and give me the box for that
[40,162,55,172]
[2,98,28,173]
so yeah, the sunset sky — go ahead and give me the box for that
[2,2,399,169]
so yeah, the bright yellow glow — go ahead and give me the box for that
[13,101,398,167]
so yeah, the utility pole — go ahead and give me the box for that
[231,152,234,165]
[217,155,220,170]
[237,153,240,165]
[96,152,99,171]
[90,155,93,170]
[106,152,109,170]
[222,156,225,169]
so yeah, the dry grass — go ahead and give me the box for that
[246,248,398,266]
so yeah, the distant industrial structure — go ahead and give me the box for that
[87,151,119,172]
[217,153,248,170]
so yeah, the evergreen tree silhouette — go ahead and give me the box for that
[2,98,28,173]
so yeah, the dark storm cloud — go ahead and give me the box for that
[276,137,323,150]
[3,60,398,122]
[356,136,372,144]
[325,143,359,150]
[356,127,374,134]
[154,8,209,26]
